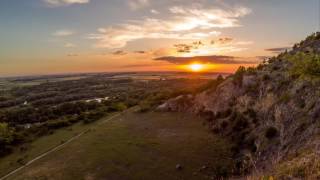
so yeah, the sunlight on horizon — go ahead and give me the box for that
[177,63,219,73]
[189,63,204,72]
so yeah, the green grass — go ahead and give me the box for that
[1,110,233,180]
[0,113,117,178]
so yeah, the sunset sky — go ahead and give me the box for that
[0,0,319,76]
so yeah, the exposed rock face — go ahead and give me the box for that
[157,94,194,112]
[158,34,320,178]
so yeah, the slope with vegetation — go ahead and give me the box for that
[159,32,320,179]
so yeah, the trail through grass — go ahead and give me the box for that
[2,110,233,180]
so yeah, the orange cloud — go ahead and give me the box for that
[88,5,251,48]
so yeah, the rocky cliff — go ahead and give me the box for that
[158,33,320,179]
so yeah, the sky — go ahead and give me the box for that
[0,0,319,76]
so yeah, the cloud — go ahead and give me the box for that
[134,50,147,54]
[121,63,156,68]
[128,0,150,10]
[211,37,233,45]
[168,38,251,56]
[154,55,258,65]
[174,41,204,53]
[265,47,291,53]
[67,53,78,57]
[64,43,76,48]
[150,9,160,14]
[53,30,75,37]
[89,5,251,48]
[234,41,254,45]
[210,38,253,46]
[44,0,90,6]
[112,50,127,55]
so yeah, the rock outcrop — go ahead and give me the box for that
[158,33,320,178]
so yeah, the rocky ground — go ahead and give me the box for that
[158,33,320,179]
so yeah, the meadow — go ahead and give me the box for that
[1,109,233,180]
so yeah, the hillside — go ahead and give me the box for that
[158,33,320,179]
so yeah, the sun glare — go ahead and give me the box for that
[189,63,204,72]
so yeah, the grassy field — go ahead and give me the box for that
[1,109,233,180]
[0,113,114,178]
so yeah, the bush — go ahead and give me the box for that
[220,120,229,129]
[244,136,257,153]
[197,75,225,93]
[138,101,152,112]
[138,91,173,112]
[244,108,257,120]
[265,126,279,139]
[83,110,106,124]
[0,123,14,145]
[246,67,257,75]
[199,110,215,121]
[0,123,15,156]
[46,118,71,129]
[279,93,291,103]
[109,102,127,112]
[233,66,246,86]
[287,52,320,78]
[216,109,232,119]
[124,98,139,107]
[230,112,248,131]
[262,74,270,81]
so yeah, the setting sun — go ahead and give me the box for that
[178,63,217,72]
[189,63,204,72]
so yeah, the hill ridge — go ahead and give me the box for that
[159,32,320,178]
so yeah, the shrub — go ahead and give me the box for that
[233,66,246,86]
[279,93,291,103]
[262,74,270,81]
[67,115,80,123]
[83,110,106,124]
[216,109,232,119]
[0,123,14,145]
[246,67,257,75]
[110,102,127,112]
[124,98,139,107]
[244,108,257,120]
[256,64,264,70]
[198,77,224,93]
[138,101,152,112]
[231,112,249,131]
[46,118,71,129]
[199,110,215,121]
[288,52,320,78]
[217,74,224,81]
[244,136,257,153]
[220,120,229,129]
[0,123,15,156]
[265,126,279,139]
[138,91,176,112]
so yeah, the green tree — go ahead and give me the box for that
[0,123,14,145]
[233,66,246,86]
